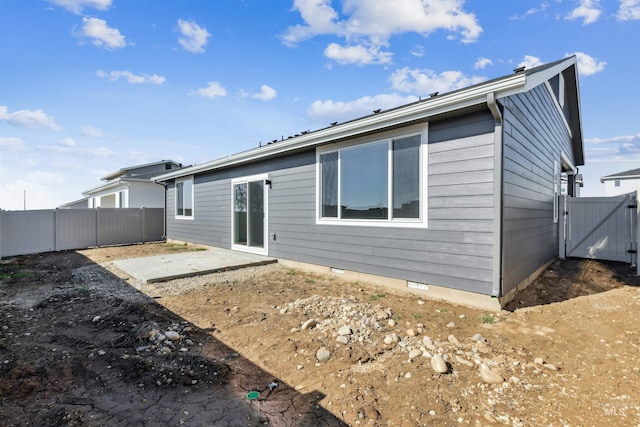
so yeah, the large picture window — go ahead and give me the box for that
[318,133,424,226]
[176,176,194,219]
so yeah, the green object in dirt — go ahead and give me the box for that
[246,391,260,400]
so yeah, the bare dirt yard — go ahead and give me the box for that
[1,242,639,426]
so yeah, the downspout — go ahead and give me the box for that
[487,92,504,298]
[159,181,167,241]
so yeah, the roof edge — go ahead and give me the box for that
[154,73,527,182]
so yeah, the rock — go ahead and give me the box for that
[406,328,416,337]
[92,315,101,323]
[544,363,558,371]
[423,336,434,347]
[471,333,487,343]
[316,347,331,362]
[404,372,412,378]
[408,349,422,360]
[165,331,181,341]
[534,357,544,365]
[480,367,504,384]
[383,333,399,345]
[431,354,448,373]
[336,335,349,344]
[301,319,317,330]
[455,355,474,367]
[447,322,456,328]
[388,319,396,327]
[338,325,352,336]
[447,334,460,345]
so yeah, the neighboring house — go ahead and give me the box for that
[600,168,640,197]
[82,160,183,208]
[58,197,90,209]
[154,57,584,310]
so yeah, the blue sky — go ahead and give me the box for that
[1,0,638,210]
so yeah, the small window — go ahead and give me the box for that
[176,176,194,219]
[118,191,126,208]
[318,132,425,227]
[614,180,620,187]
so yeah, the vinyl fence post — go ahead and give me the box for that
[141,207,146,243]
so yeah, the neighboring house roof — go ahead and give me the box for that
[102,160,183,181]
[600,168,640,182]
[83,160,183,196]
[57,197,89,208]
[82,177,160,196]
[154,57,583,183]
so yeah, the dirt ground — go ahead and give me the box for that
[1,243,639,426]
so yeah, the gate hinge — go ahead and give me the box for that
[628,204,638,209]
[628,249,638,254]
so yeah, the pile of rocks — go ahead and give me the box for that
[281,295,558,386]
[134,321,196,355]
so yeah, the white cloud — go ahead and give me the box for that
[410,45,424,57]
[81,126,105,138]
[58,137,77,148]
[79,17,126,49]
[585,133,640,163]
[566,52,606,75]
[474,57,493,69]
[283,0,482,64]
[618,0,640,20]
[47,0,111,14]
[195,82,228,98]
[307,93,418,123]
[566,0,602,24]
[324,42,392,65]
[390,67,486,94]
[177,19,211,53]
[250,85,278,101]
[0,171,68,210]
[0,106,62,131]
[0,137,26,152]
[96,70,166,85]
[518,55,544,69]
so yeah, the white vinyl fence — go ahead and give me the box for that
[560,192,639,275]
[0,208,164,257]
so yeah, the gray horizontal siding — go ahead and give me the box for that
[501,83,575,294]
[167,116,497,295]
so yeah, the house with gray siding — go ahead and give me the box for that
[82,160,183,209]
[154,57,584,310]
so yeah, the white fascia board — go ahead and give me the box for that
[82,179,126,196]
[522,57,576,92]
[154,73,526,182]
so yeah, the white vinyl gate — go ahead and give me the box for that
[561,193,638,270]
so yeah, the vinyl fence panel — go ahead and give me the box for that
[56,209,98,250]
[0,210,56,256]
[0,208,164,257]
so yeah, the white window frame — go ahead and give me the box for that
[175,175,194,220]
[230,173,269,256]
[315,124,428,228]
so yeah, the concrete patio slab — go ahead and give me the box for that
[112,247,277,283]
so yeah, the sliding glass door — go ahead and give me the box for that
[232,175,267,254]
